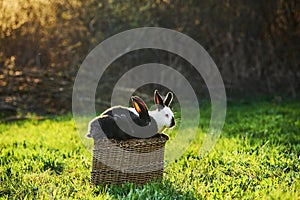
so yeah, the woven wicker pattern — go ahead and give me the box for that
[91,134,169,185]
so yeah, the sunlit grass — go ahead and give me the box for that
[0,99,299,199]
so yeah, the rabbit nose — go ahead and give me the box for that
[170,117,175,127]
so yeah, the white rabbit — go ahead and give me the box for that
[86,96,158,140]
[148,90,175,133]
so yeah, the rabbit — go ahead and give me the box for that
[148,90,175,133]
[86,96,158,141]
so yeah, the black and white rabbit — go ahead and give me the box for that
[86,90,175,140]
[148,90,175,133]
[123,90,175,133]
[86,96,158,140]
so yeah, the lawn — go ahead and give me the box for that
[1,98,300,199]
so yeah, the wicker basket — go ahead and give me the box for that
[91,134,169,185]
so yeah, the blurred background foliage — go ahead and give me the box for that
[0,0,299,115]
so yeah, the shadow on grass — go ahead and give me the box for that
[220,98,300,146]
[92,178,197,199]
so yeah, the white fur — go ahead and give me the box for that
[115,91,175,133]
[127,105,174,133]
[149,107,174,133]
[128,107,138,116]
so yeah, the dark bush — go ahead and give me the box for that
[0,0,299,114]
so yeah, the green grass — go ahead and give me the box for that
[1,99,300,199]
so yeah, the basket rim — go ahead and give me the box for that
[94,133,169,145]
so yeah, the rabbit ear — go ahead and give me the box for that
[131,96,149,119]
[164,92,173,107]
[154,90,164,107]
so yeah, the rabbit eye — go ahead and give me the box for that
[165,114,169,118]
